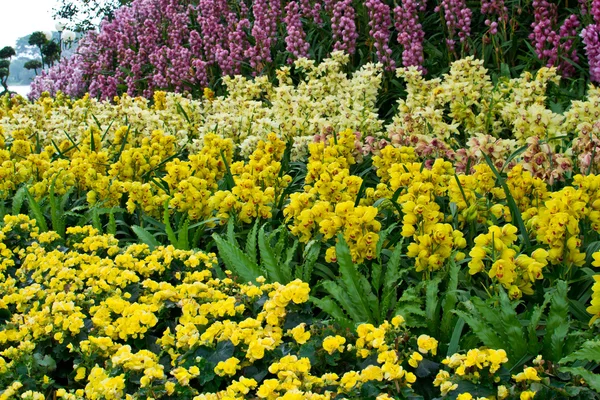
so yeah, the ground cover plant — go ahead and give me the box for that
[1,51,600,399]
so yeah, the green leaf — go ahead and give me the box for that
[177,218,189,250]
[25,189,48,232]
[163,203,178,247]
[259,225,289,283]
[447,318,465,356]
[455,306,505,351]
[441,258,460,340]
[380,241,405,320]
[311,296,352,329]
[131,225,160,250]
[226,218,236,246]
[498,288,527,364]
[12,186,27,215]
[108,210,117,236]
[320,280,362,325]
[335,234,376,323]
[34,353,56,370]
[212,233,262,284]
[245,221,259,265]
[49,174,66,237]
[300,240,320,282]
[425,278,441,335]
[584,241,600,266]
[527,298,549,353]
[560,340,600,364]
[394,287,426,328]
[544,281,570,362]
[559,367,600,392]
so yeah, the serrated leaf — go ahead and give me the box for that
[245,221,259,265]
[131,225,160,250]
[544,281,570,362]
[426,278,441,335]
[559,367,600,392]
[455,306,505,352]
[560,340,600,364]
[212,233,262,284]
[311,296,352,329]
[259,226,289,283]
[335,235,376,323]
[12,186,27,215]
[498,288,527,364]
[441,258,460,341]
[381,242,404,320]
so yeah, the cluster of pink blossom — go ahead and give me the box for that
[582,1,600,82]
[582,24,600,81]
[330,0,358,55]
[29,0,600,98]
[394,0,426,71]
[435,0,472,53]
[29,54,86,99]
[298,0,322,24]
[481,0,508,35]
[248,0,281,72]
[283,1,310,63]
[365,0,396,71]
[529,0,580,76]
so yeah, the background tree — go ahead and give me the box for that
[42,41,61,67]
[53,0,132,32]
[0,46,16,94]
[24,60,42,75]
[28,32,49,68]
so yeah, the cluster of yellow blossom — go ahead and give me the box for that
[285,129,381,263]
[529,175,600,266]
[589,252,600,324]
[434,349,547,400]
[4,216,528,400]
[209,133,291,223]
[468,224,549,298]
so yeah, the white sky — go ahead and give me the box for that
[0,0,60,49]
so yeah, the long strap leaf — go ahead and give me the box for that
[481,152,531,249]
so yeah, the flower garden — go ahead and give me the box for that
[2,0,600,399]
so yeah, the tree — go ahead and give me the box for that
[29,32,49,68]
[0,46,16,94]
[53,0,132,32]
[28,32,62,69]
[42,41,61,67]
[24,60,43,75]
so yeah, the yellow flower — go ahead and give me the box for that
[391,315,405,327]
[408,352,423,368]
[289,323,311,345]
[74,367,86,381]
[417,334,438,355]
[520,390,537,400]
[165,381,176,395]
[322,335,346,355]
[512,367,541,382]
[214,357,241,377]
